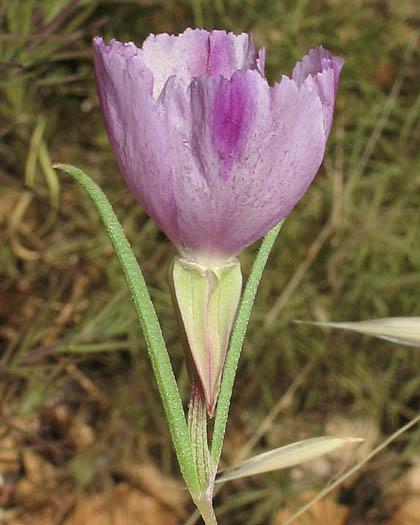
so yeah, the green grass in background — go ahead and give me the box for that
[1,0,419,523]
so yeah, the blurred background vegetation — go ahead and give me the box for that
[1,0,419,523]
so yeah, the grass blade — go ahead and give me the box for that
[217,436,363,482]
[296,317,420,347]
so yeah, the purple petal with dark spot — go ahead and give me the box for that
[211,72,257,181]
[138,28,261,101]
[93,30,344,262]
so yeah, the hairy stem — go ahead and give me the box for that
[188,383,217,523]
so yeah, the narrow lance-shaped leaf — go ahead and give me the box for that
[210,220,284,470]
[53,164,200,498]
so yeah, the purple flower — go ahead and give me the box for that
[93,29,343,264]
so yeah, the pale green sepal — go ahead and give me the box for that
[170,257,242,417]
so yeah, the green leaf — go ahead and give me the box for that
[53,164,200,498]
[210,220,284,471]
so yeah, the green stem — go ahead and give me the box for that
[194,496,218,525]
[210,221,284,470]
[188,382,211,492]
[188,382,217,523]
[54,164,200,498]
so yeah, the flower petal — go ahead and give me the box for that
[157,70,262,260]
[93,37,180,245]
[293,47,344,135]
[158,69,328,259]
[94,35,343,262]
[139,28,260,100]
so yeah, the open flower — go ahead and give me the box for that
[93,29,343,265]
[93,29,343,414]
